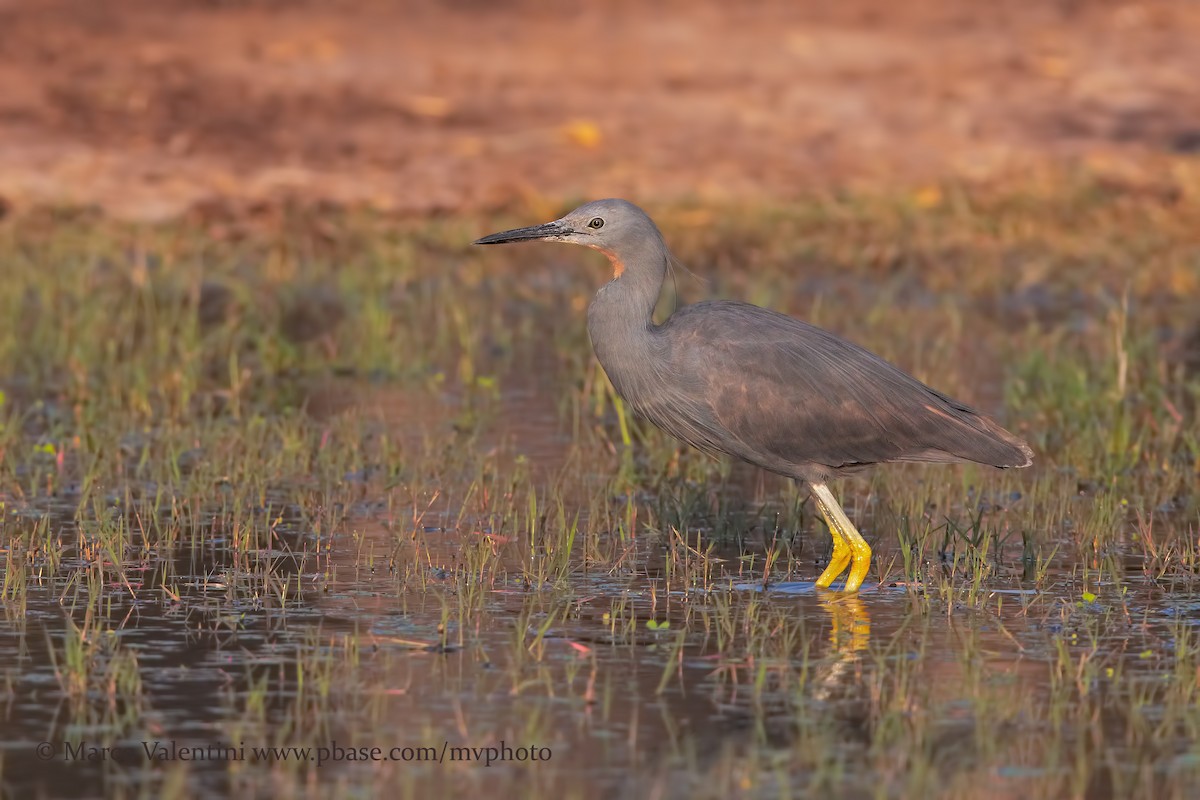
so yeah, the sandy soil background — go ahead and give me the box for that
[1,0,1198,220]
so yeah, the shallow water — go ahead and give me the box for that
[0,214,1198,800]
[1,363,1197,800]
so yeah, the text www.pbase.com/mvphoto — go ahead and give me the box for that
[40,739,553,768]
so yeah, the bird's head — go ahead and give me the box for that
[474,199,663,279]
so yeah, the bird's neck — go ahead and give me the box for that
[586,250,668,395]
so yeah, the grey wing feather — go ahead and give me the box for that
[659,301,1032,477]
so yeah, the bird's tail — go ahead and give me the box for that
[902,392,1034,469]
[968,414,1034,468]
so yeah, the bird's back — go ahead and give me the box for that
[629,300,1032,484]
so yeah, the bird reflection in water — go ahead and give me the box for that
[703,585,873,736]
[810,591,872,710]
[819,591,871,655]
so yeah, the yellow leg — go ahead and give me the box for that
[814,520,852,588]
[810,482,872,592]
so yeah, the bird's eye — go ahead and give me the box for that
[587,217,604,229]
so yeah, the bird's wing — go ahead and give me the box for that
[662,301,1029,472]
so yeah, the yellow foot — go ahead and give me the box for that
[810,482,872,593]
[841,537,872,593]
[814,531,851,588]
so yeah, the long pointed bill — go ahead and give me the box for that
[473,220,570,246]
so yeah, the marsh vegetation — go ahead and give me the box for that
[1,177,1198,798]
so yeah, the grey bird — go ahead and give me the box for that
[475,199,1032,592]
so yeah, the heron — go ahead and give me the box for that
[474,199,1032,592]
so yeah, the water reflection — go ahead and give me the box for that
[1,364,1197,798]
[820,591,871,656]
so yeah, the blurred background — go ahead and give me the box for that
[2,0,1199,221]
[2,4,1200,798]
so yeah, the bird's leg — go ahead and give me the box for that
[814,516,852,589]
[810,483,872,592]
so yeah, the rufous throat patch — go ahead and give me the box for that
[586,244,625,278]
